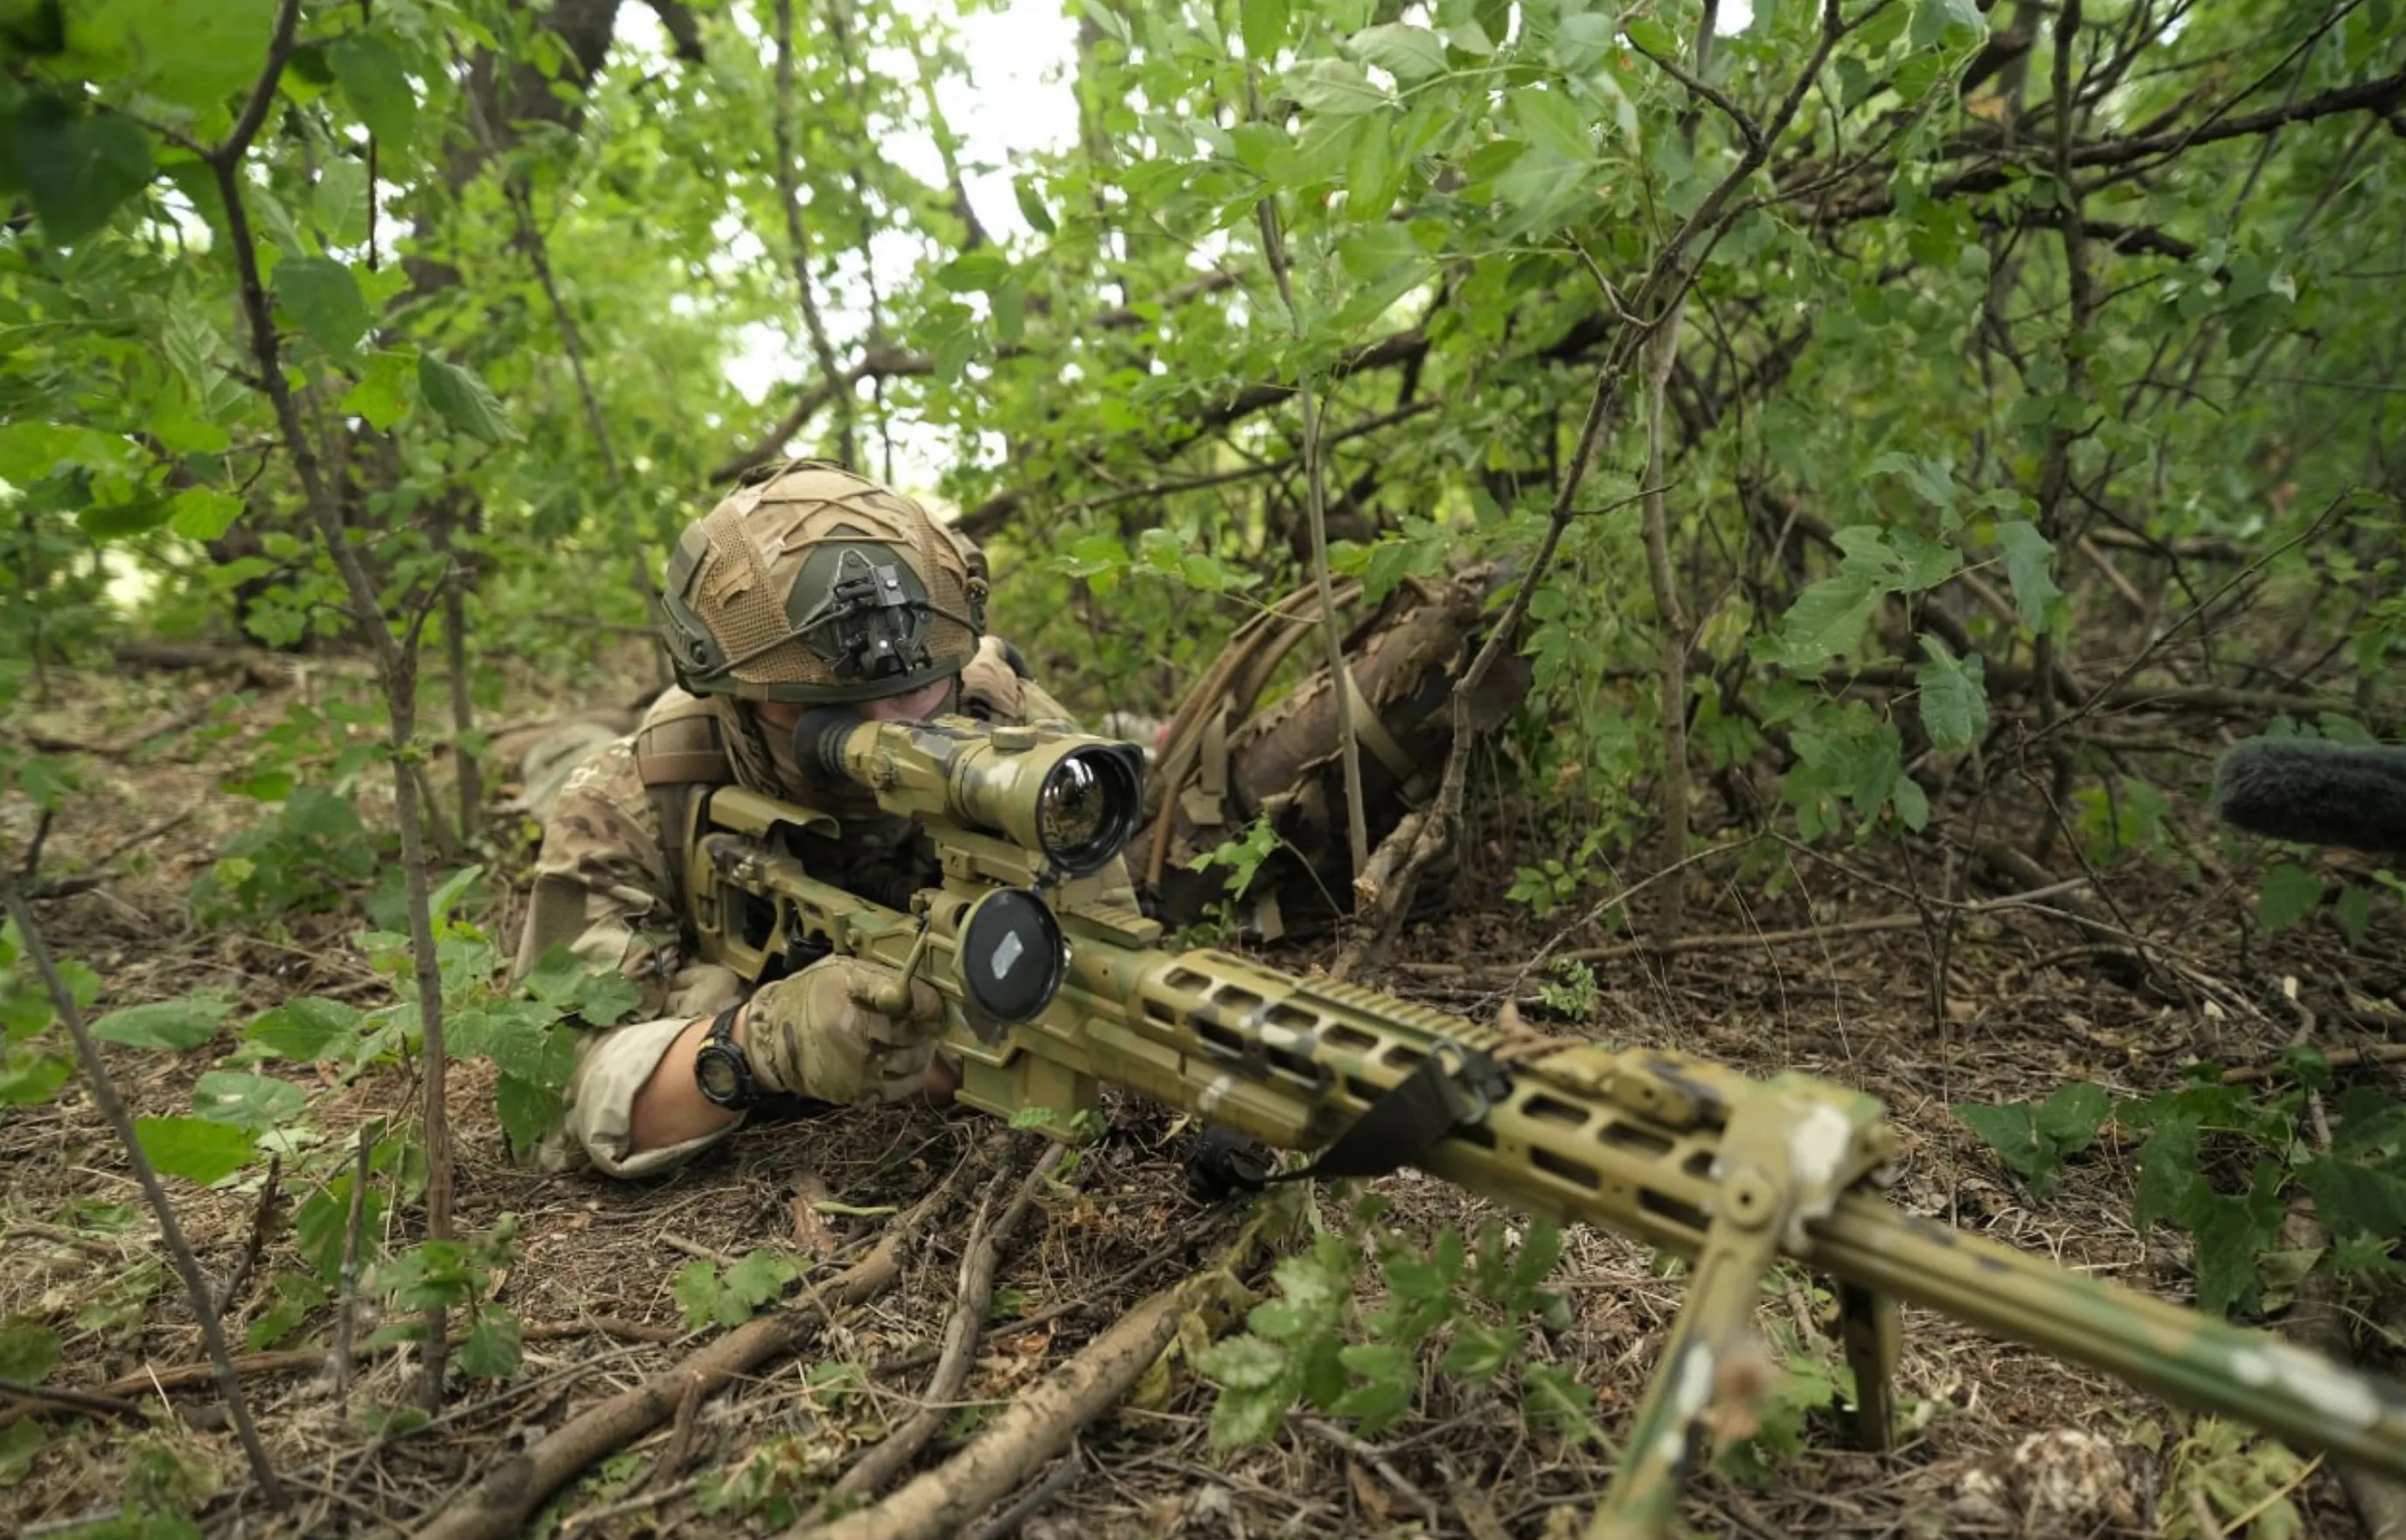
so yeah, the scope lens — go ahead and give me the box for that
[1033,746,1142,875]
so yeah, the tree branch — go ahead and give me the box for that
[772,0,857,468]
[207,0,455,1413]
[643,0,706,62]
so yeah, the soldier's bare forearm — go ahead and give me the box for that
[628,1016,743,1152]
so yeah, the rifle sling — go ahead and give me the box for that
[1226,1049,1504,1189]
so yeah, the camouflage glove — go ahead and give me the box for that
[958,635,1025,721]
[736,956,945,1105]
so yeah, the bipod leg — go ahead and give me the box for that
[1584,1100,1814,1540]
[1833,1278,1898,1450]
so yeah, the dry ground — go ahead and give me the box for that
[3,649,2402,1540]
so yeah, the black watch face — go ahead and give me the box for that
[696,1046,747,1106]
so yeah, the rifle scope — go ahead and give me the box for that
[791,710,1146,878]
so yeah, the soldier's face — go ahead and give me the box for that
[859,676,954,722]
[754,674,951,732]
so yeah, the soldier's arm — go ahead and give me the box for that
[514,737,750,1177]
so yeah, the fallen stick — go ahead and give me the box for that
[408,1148,980,1540]
[810,1268,1219,1540]
[2220,1043,2406,1086]
[0,1377,149,1424]
[0,1315,693,1437]
[803,1147,1064,1525]
[963,1453,1082,1540]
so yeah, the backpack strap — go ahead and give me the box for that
[632,690,735,919]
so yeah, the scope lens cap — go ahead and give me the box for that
[956,888,1065,1024]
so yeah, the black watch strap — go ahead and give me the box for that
[693,1003,758,1110]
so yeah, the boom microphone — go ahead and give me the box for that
[2211,738,2406,856]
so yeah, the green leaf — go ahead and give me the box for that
[1246,1299,1318,1341]
[935,248,1011,294]
[0,1052,71,1106]
[310,157,371,246]
[1624,17,1679,55]
[493,1072,563,1155]
[1491,143,1589,231]
[92,998,230,1051]
[723,1249,799,1311]
[276,256,371,357]
[1351,23,1448,81]
[1553,12,1615,68]
[2298,1157,2406,1242]
[0,1316,60,1384]
[1439,1321,1516,1382]
[1775,573,1881,666]
[1209,1384,1289,1448]
[2194,1187,2282,1316]
[458,1308,522,1379]
[1993,520,2062,633]
[1270,1253,1343,1314]
[330,35,418,149]
[0,1417,45,1485]
[2256,863,2323,934]
[1512,88,1593,163]
[1284,58,1388,117]
[1198,1333,1289,1391]
[1910,0,1985,48]
[418,354,518,444]
[1867,451,1957,510]
[2131,1116,2202,1232]
[1954,1101,2045,1181]
[245,997,363,1061]
[135,1115,257,1185]
[1241,0,1290,59]
[1011,175,1054,235]
[296,1176,384,1281]
[343,350,416,430]
[1915,637,1988,752]
[15,101,154,245]
[169,487,244,542]
[2035,1081,2110,1151]
[192,1070,307,1131]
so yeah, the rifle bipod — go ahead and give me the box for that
[1587,1086,1897,1539]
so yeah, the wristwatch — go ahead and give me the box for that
[692,1004,758,1110]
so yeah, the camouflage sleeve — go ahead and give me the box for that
[513,736,753,1176]
[511,735,681,1002]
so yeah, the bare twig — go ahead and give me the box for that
[1252,95,1369,888]
[329,1122,375,1401]
[771,0,857,468]
[214,1154,282,1317]
[812,1270,1222,1540]
[1300,1418,1443,1531]
[409,1144,987,1540]
[0,873,283,1502]
[0,1378,148,1424]
[963,1452,1082,1540]
[800,1145,1066,1527]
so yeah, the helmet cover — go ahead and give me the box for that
[660,461,986,704]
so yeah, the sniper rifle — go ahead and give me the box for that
[678,710,2406,1539]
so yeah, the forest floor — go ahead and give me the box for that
[3,645,2403,1540]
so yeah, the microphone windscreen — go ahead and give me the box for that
[2212,739,2406,856]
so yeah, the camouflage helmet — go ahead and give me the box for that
[659,461,987,704]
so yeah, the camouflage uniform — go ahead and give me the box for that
[517,638,1074,1177]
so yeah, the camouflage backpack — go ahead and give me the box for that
[1134,562,1529,939]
